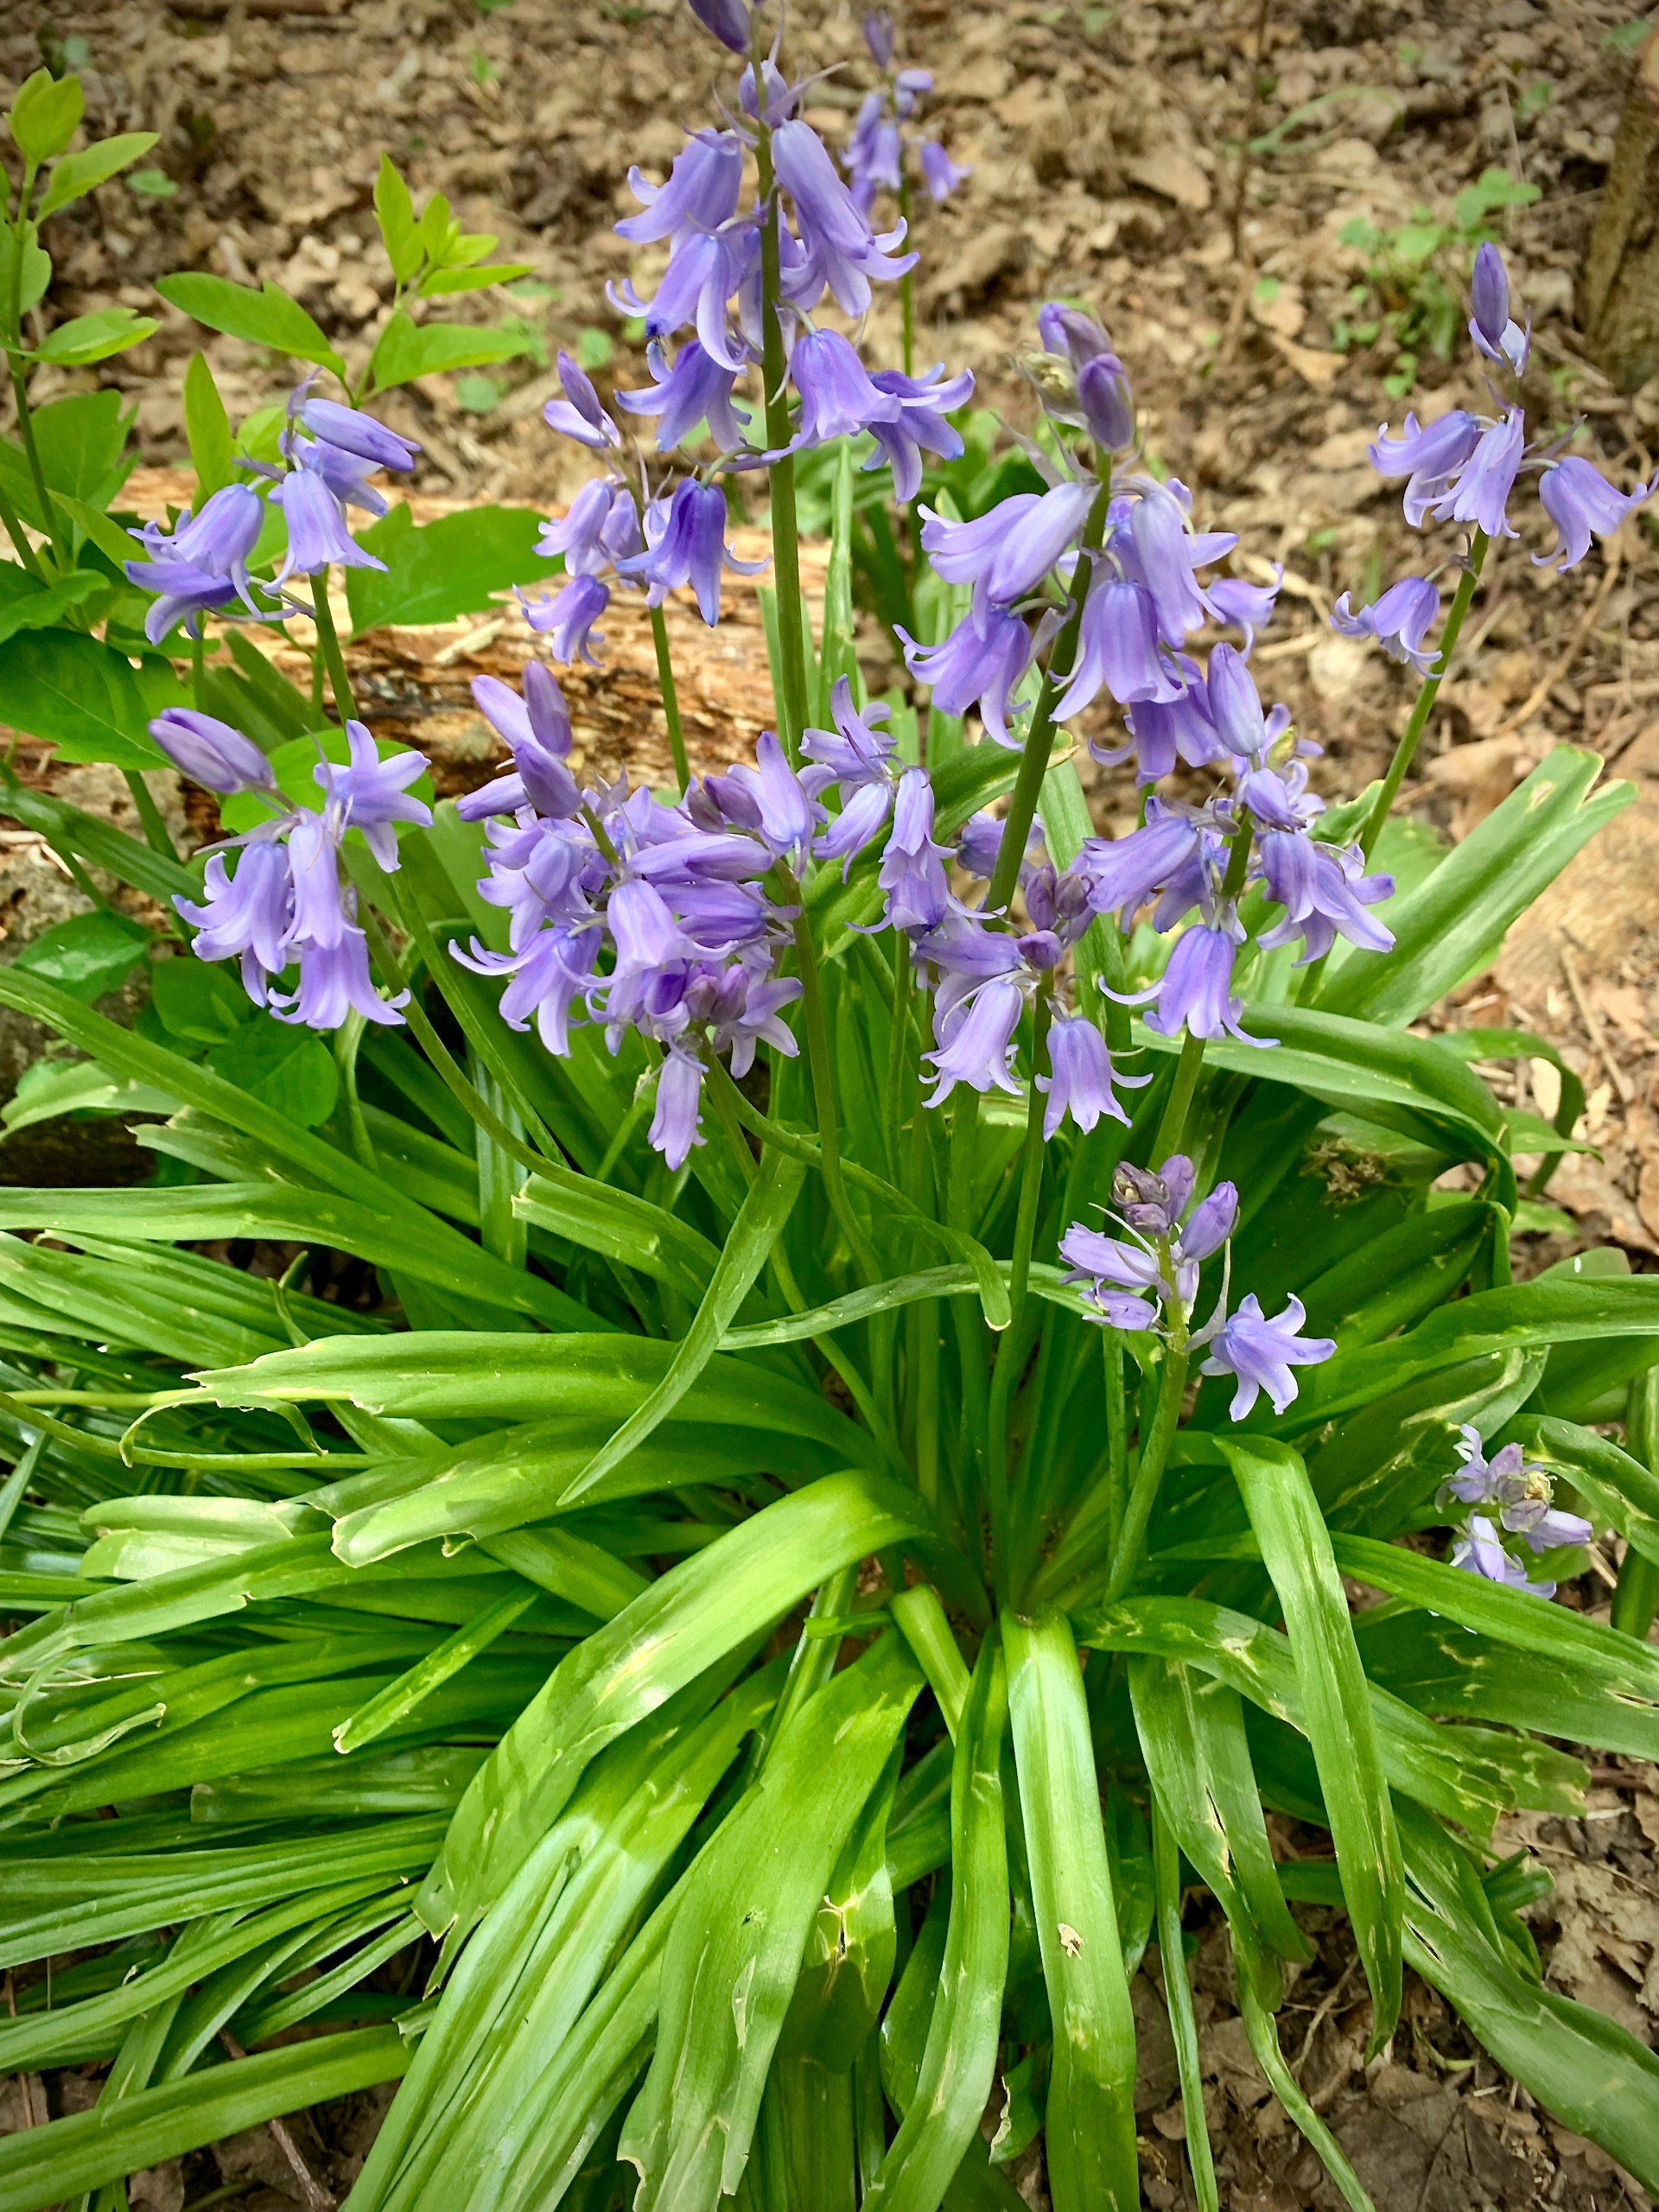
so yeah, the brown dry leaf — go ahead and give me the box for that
[1265,332,1345,389]
[1122,147,1212,212]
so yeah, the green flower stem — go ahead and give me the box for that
[0,476,43,578]
[649,604,690,794]
[1612,1550,1659,1641]
[1103,1332,1128,1560]
[751,22,810,763]
[334,1008,376,1172]
[358,904,551,1181]
[191,633,207,715]
[308,582,358,724]
[779,867,877,1280]
[1103,1337,1188,1604]
[897,175,915,379]
[983,471,1114,920]
[1359,529,1488,866]
[707,1059,902,1472]
[1151,1795,1220,2212]
[986,996,1052,1589]
[123,771,179,864]
[8,360,70,575]
[1151,820,1254,1160]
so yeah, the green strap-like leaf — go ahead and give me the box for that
[862,1637,1009,2212]
[1127,1656,1311,1966]
[620,1634,920,2211]
[1005,1609,1139,2212]
[0,2025,407,2212]
[416,1469,929,1945]
[564,1148,804,1505]
[1217,1438,1402,2050]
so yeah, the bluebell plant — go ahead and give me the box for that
[5,18,1659,2212]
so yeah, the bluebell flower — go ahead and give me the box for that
[521,573,611,665]
[702,729,825,868]
[687,0,750,48]
[1196,1293,1334,1418]
[273,928,407,1031]
[652,1045,708,1169]
[862,362,974,501]
[772,118,916,317]
[616,129,744,245]
[919,140,970,202]
[612,223,761,371]
[1038,303,1114,372]
[791,327,903,444]
[285,810,350,950]
[543,351,624,451]
[1424,410,1525,539]
[459,667,582,823]
[616,338,753,453]
[1369,410,1481,490]
[536,479,643,576]
[863,9,895,67]
[1256,832,1395,964]
[1535,456,1656,574]
[898,603,1039,749]
[1060,1155,1236,1328]
[1145,913,1255,1045]
[1205,566,1283,642]
[1097,674,1231,785]
[1038,1013,1146,1139]
[1076,801,1211,930]
[175,838,293,1005]
[922,976,1025,1106]
[295,397,420,474]
[124,483,276,643]
[879,767,952,931]
[1055,576,1180,717]
[617,477,766,625]
[1437,1425,1593,1578]
[921,482,1093,611]
[1449,1516,1558,1598]
[845,92,902,210]
[456,923,600,1054]
[271,456,386,585]
[149,708,277,796]
[1077,355,1134,452]
[1467,242,1529,376]
[1332,575,1440,675]
[315,721,431,870]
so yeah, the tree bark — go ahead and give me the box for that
[1580,28,1659,395]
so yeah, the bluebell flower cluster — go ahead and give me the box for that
[589,21,973,498]
[124,385,419,645]
[1336,245,1654,665]
[452,664,808,1169]
[525,353,766,665]
[152,709,429,1029]
[1059,1154,1335,1415]
[1441,1425,1593,1599]
[842,12,969,219]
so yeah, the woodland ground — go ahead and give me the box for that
[3,0,1659,2205]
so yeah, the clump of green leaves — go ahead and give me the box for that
[1333,168,1541,397]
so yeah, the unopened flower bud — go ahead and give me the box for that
[1077,354,1134,450]
[1470,242,1510,351]
[687,0,750,53]
[863,8,894,66]
[149,709,277,796]
[1037,302,1113,372]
